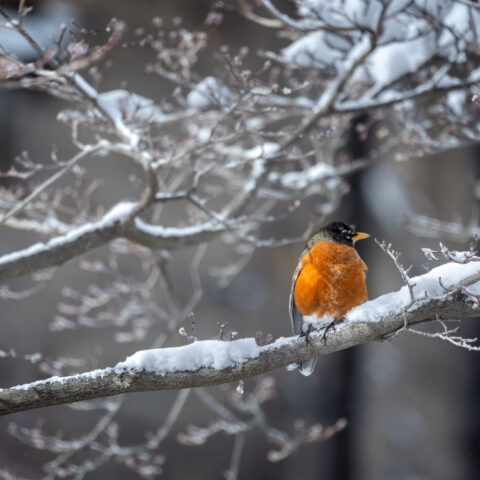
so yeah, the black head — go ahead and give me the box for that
[308,221,370,248]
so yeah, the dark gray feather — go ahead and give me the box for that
[289,247,318,376]
[289,247,307,336]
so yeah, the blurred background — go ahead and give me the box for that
[0,1,479,479]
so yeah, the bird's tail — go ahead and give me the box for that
[298,356,317,376]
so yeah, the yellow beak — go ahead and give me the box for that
[352,232,370,241]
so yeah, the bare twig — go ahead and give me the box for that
[0,144,104,226]
[408,319,480,352]
[375,239,416,307]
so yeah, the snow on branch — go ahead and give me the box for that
[127,218,226,249]
[0,203,233,282]
[282,32,375,149]
[1,260,479,416]
[0,202,135,282]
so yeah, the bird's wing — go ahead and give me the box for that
[289,248,318,376]
[289,248,307,335]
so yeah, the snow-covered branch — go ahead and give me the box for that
[0,203,231,282]
[1,260,479,416]
[1,1,480,476]
[0,202,133,282]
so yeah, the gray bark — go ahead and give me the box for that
[0,293,477,417]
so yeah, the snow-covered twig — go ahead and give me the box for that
[282,32,376,150]
[409,319,480,352]
[375,239,416,308]
[422,242,480,264]
[258,0,324,32]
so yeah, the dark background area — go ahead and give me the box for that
[0,1,479,479]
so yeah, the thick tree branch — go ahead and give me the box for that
[0,203,229,282]
[0,202,138,282]
[0,211,124,283]
[1,264,479,416]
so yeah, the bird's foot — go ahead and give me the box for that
[299,323,313,344]
[321,319,338,342]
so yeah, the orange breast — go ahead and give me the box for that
[293,241,367,320]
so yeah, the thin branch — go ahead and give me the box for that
[375,239,416,307]
[43,396,125,478]
[281,33,375,150]
[0,144,104,226]
[230,0,283,28]
[404,214,480,242]
[334,72,480,115]
[408,319,480,352]
[225,433,245,480]
[258,0,324,31]
[0,6,47,60]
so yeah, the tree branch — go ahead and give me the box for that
[281,33,375,150]
[403,214,480,242]
[0,203,230,282]
[0,202,135,283]
[1,263,479,416]
[0,144,104,227]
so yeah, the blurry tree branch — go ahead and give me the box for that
[404,214,480,242]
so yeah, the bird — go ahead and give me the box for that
[289,221,370,376]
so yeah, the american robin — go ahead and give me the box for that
[289,221,370,376]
